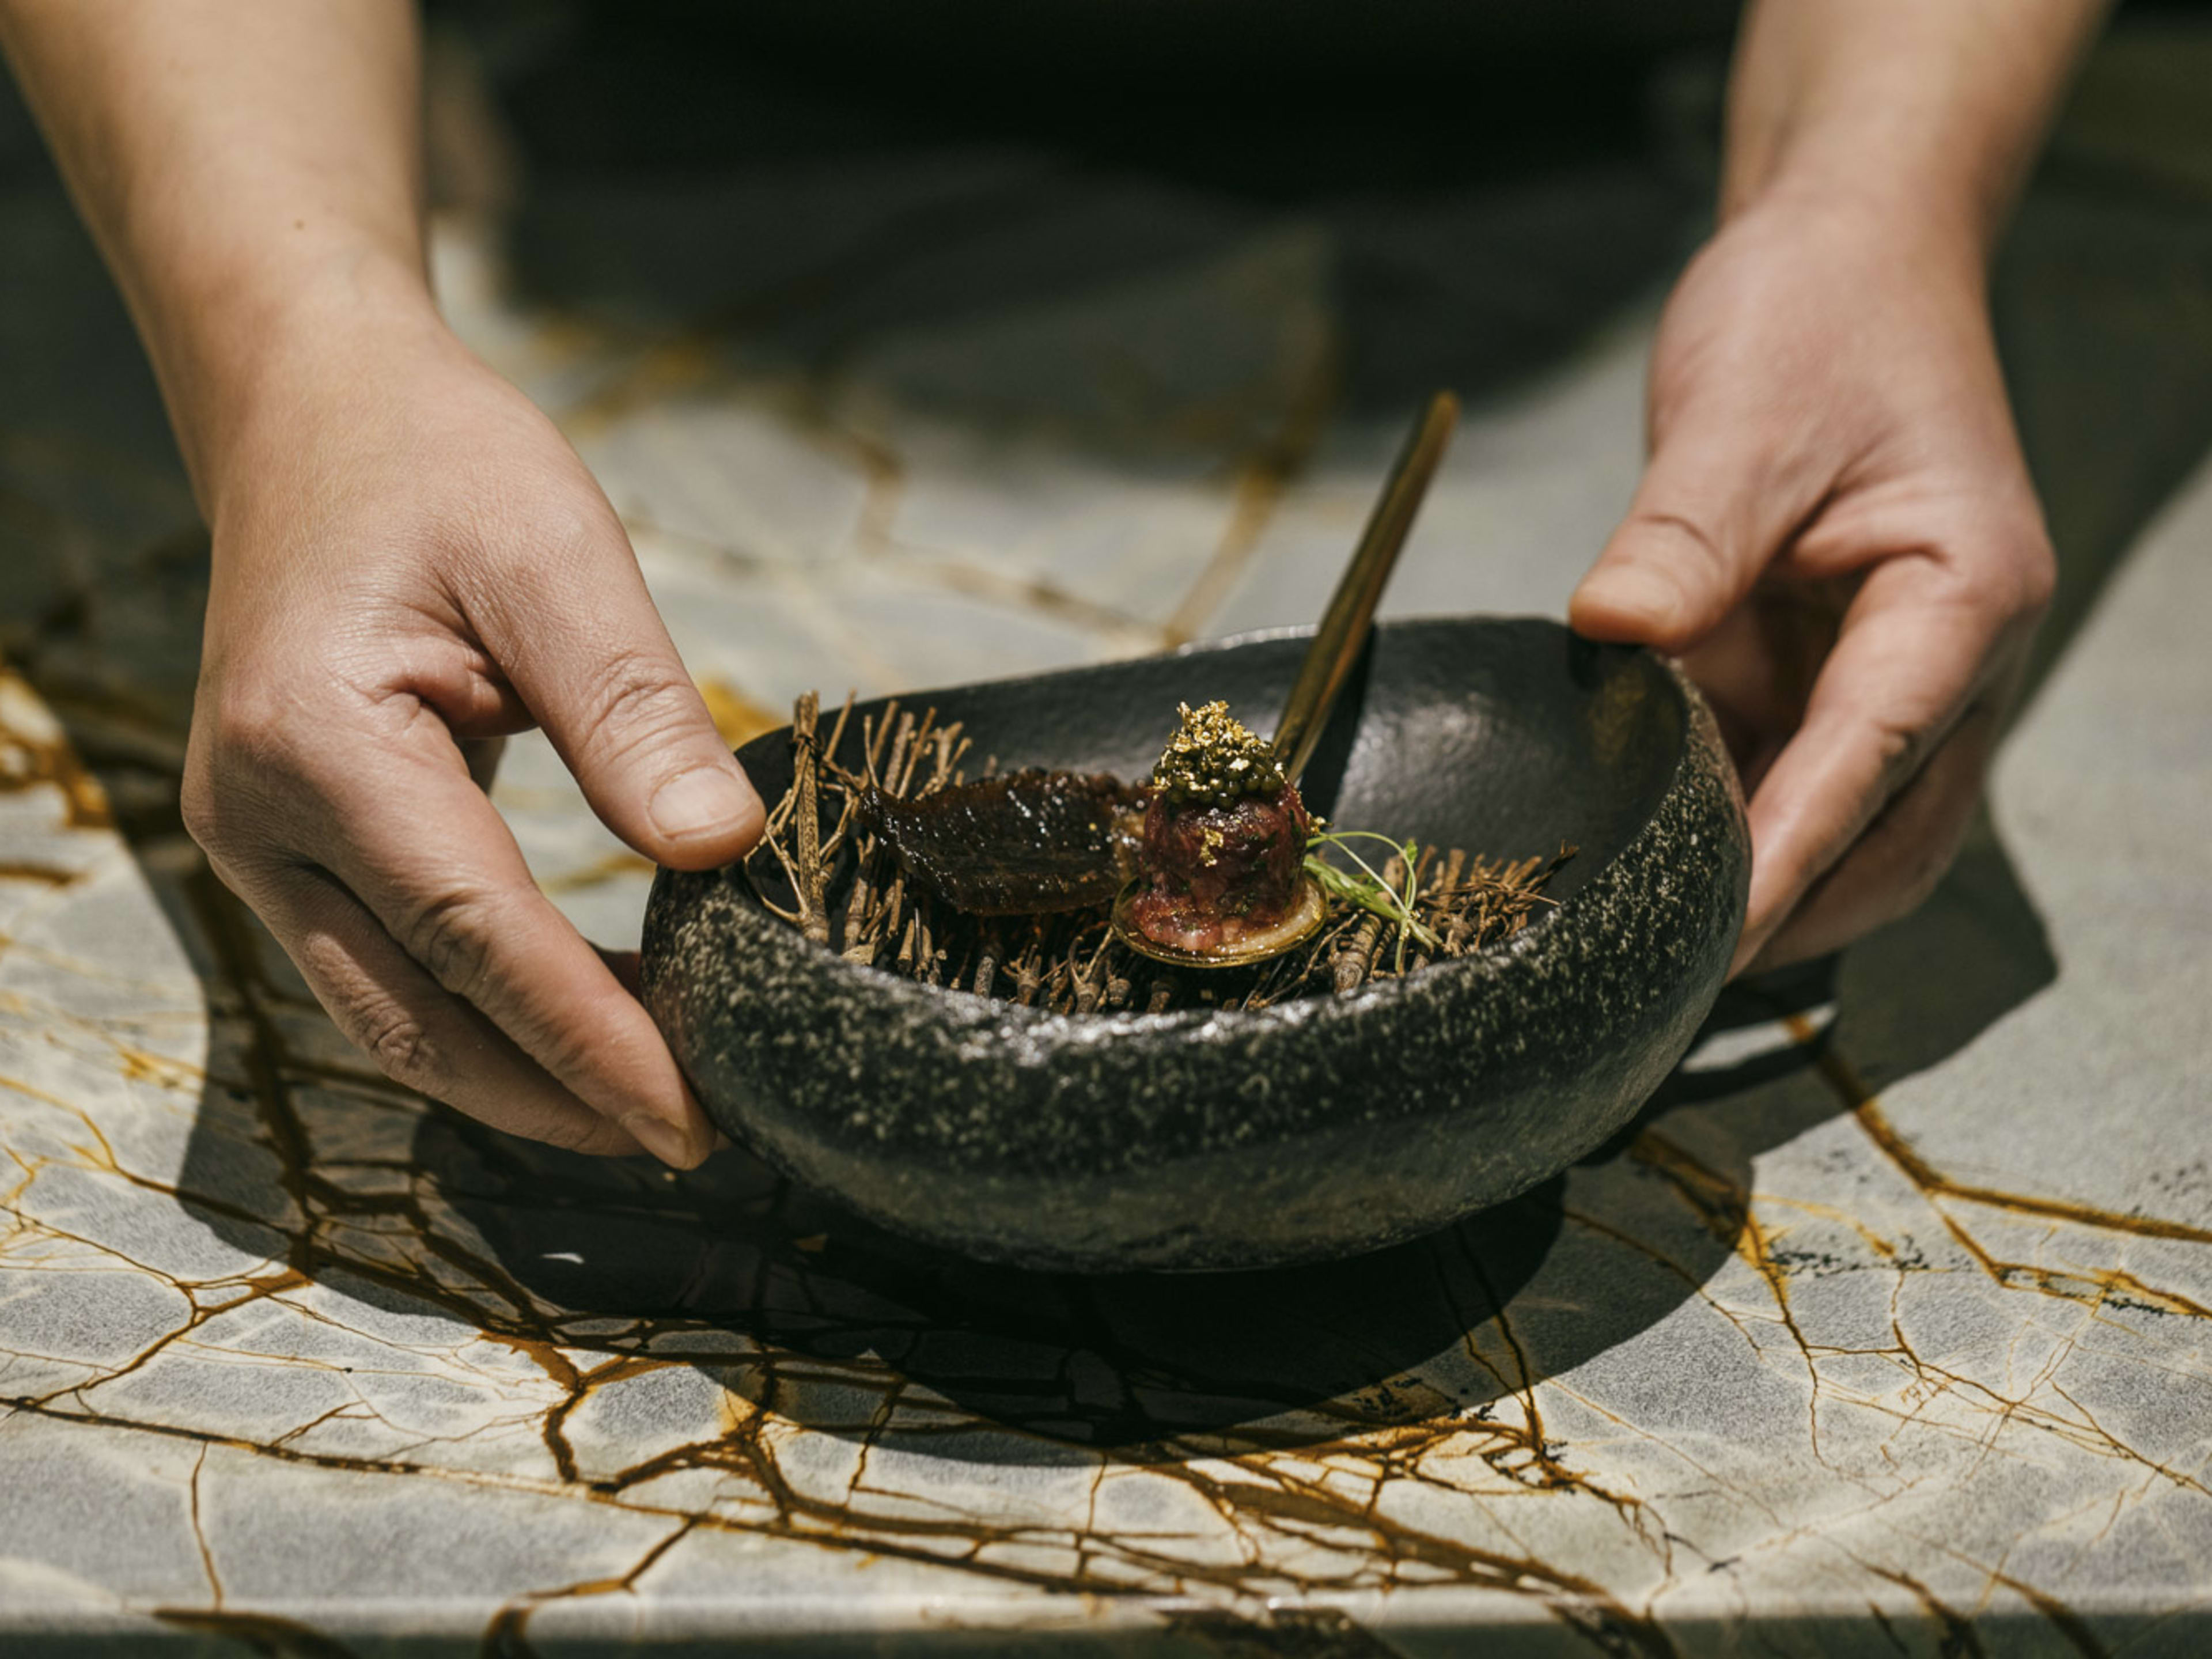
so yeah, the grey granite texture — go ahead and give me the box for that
[2,9,2211,1653]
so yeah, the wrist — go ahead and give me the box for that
[1715,0,2108,282]
[146,238,446,510]
[1719,158,1994,293]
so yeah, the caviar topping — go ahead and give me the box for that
[1148,700,1286,809]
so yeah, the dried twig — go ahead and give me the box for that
[791,692,831,944]
[744,689,1573,1017]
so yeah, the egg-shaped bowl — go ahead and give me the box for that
[641,616,1747,1273]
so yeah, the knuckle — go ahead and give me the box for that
[184,681,321,847]
[1630,511,1733,587]
[397,884,504,1000]
[1953,517,2056,621]
[2008,532,2058,617]
[1866,714,1933,795]
[178,766,224,855]
[1871,717,1919,769]
[181,736,279,863]
[349,998,445,1091]
[493,495,597,574]
[204,677,308,770]
[575,649,702,769]
[462,477,615,597]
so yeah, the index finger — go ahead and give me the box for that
[302,731,715,1164]
[1732,552,2028,972]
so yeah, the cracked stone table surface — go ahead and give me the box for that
[3,12,2212,1654]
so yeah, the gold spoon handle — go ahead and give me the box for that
[1270,389,1460,785]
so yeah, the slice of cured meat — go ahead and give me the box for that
[857,770,1143,916]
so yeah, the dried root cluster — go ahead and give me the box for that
[745,693,1571,1017]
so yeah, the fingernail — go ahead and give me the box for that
[649,767,757,843]
[1582,567,1683,632]
[622,1110,697,1168]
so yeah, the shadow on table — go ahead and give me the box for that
[360,801,2054,1469]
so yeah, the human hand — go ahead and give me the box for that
[181,281,762,1165]
[1570,194,2054,975]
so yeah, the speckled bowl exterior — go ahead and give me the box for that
[642,618,1748,1272]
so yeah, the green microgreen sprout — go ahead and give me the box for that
[1304,827,1441,974]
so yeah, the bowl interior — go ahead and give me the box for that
[734,617,1683,916]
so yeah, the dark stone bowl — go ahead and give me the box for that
[641,616,1747,1272]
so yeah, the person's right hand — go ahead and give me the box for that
[180,278,762,1167]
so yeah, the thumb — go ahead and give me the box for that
[475,525,764,872]
[1571,427,1805,654]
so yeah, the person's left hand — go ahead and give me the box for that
[1570,190,2055,975]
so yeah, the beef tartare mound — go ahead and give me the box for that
[1127,701,1314,953]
